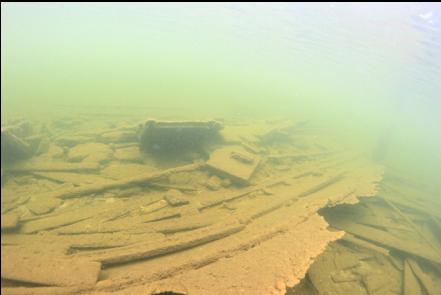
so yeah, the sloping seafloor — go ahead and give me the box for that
[1,112,438,295]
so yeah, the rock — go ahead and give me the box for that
[206,175,222,191]
[114,146,143,162]
[164,189,189,207]
[67,143,113,163]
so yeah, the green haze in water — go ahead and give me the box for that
[2,3,441,192]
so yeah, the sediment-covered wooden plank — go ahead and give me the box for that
[8,161,100,173]
[404,259,424,295]
[20,209,97,234]
[1,213,20,231]
[47,163,202,200]
[330,218,441,264]
[1,247,101,287]
[76,221,245,266]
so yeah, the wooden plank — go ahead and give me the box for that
[404,259,424,295]
[341,233,390,256]
[1,213,20,231]
[0,286,85,295]
[75,221,245,266]
[47,162,202,200]
[1,247,101,287]
[8,161,100,173]
[31,172,111,186]
[20,208,97,234]
[206,145,261,184]
[381,197,441,260]
[26,198,62,215]
[329,217,441,264]
[407,259,437,295]
[1,195,30,214]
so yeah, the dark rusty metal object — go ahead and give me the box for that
[138,119,223,154]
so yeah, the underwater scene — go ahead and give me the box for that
[1,3,441,295]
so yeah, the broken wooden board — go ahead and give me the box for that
[1,213,20,231]
[19,203,107,234]
[327,214,441,265]
[31,171,112,186]
[206,145,261,184]
[43,162,202,200]
[26,197,62,215]
[1,246,101,287]
[7,161,100,173]
[306,241,401,295]
[404,259,424,295]
[0,286,86,295]
[219,119,293,145]
[407,259,438,295]
[341,233,390,256]
[76,221,245,266]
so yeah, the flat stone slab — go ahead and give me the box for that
[206,145,261,184]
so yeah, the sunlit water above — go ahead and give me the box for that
[2,2,440,190]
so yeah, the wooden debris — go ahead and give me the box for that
[1,195,30,214]
[67,143,113,163]
[98,130,137,144]
[31,171,111,186]
[341,233,390,256]
[20,208,97,234]
[0,286,85,295]
[206,145,261,184]
[8,161,100,173]
[1,247,101,287]
[55,135,94,147]
[36,162,202,200]
[149,182,197,192]
[76,221,245,266]
[408,259,438,295]
[163,189,190,207]
[381,196,441,260]
[1,213,20,231]
[113,146,143,162]
[404,259,424,295]
[329,215,441,264]
[140,200,168,214]
[26,198,62,215]
[205,175,222,191]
